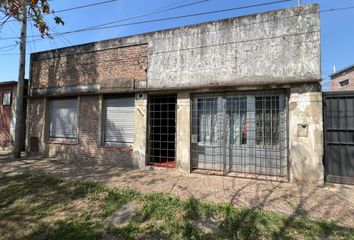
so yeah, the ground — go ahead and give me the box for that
[0,152,354,239]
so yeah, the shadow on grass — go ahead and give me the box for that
[1,173,354,240]
[22,220,103,240]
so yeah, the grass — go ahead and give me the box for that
[0,173,353,240]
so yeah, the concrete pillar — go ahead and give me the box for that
[133,93,148,168]
[176,92,191,173]
[288,83,324,185]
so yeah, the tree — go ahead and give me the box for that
[0,0,63,158]
[0,0,63,36]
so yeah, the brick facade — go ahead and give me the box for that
[28,44,148,167]
[0,82,15,149]
[331,66,354,91]
[29,96,135,167]
[31,44,148,91]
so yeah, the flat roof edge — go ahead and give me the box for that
[31,4,319,57]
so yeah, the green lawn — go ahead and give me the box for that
[0,173,353,240]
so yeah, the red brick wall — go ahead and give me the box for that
[28,43,148,166]
[29,96,134,168]
[31,44,148,90]
[0,84,15,148]
[331,67,354,91]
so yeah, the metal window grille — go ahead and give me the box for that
[147,95,176,167]
[324,92,354,184]
[191,92,287,180]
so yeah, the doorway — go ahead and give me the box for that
[191,93,288,179]
[323,92,354,185]
[147,95,177,168]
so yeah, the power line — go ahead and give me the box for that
[1,0,293,40]
[47,3,354,42]
[0,0,214,43]
[0,43,18,50]
[81,0,215,31]
[52,0,119,14]
[4,0,121,23]
[2,2,354,51]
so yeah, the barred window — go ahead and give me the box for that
[226,97,247,145]
[197,98,218,143]
[255,96,280,146]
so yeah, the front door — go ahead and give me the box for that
[324,92,354,184]
[191,93,287,178]
[147,95,177,168]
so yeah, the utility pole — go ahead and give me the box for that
[13,0,27,158]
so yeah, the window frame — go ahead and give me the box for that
[46,98,79,143]
[102,95,135,147]
[2,92,11,106]
[339,79,350,88]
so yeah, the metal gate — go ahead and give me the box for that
[323,92,354,184]
[147,95,177,168]
[191,92,288,180]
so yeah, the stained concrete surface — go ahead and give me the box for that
[106,201,141,227]
[0,152,353,227]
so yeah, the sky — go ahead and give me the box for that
[0,0,353,90]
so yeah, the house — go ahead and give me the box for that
[330,64,354,91]
[27,4,323,184]
[0,81,27,151]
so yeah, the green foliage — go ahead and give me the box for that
[101,188,139,217]
[0,0,63,36]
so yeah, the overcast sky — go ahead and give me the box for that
[0,0,353,90]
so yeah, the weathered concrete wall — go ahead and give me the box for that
[176,92,191,172]
[133,93,148,168]
[30,5,320,98]
[288,83,324,185]
[148,4,320,89]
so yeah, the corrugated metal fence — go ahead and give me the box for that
[323,91,354,184]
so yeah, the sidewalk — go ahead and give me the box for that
[0,152,353,227]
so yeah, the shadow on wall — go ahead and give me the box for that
[32,45,99,89]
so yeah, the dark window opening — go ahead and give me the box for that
[339,79,349,87]
[148,95,176,167]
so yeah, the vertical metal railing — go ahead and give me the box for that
[147,95,177,167]
[191,92,287,180]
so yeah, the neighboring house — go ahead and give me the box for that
[0,81,27,150]
[330,64,354,91]
[27,5,323,184]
